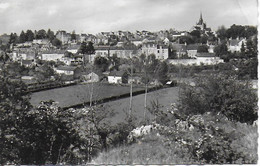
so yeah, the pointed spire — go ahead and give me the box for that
[198,11,203,25]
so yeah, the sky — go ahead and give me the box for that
[0,0,258,35]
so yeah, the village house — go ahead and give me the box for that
[170,43,187,58]
[81,71,101,83]
[32,39,49,45]
[56,30,71,44]
[142,42,169,60]
[186,44,199,58]
[108,70,128,84]
[168,52,224,66]
[41,50,65,61]
[12,49,36,62]
[128,73,142,84]
[56,66,77,75]
[61,54,83,66]
[21,59,35,67]
[196,52,224,65]
[66,44,80,54]
[94,46,110,57]
[130,38,143,46]
[109,47,136,59]
[227,38,246,53]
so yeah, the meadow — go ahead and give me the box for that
[30,83,145,108]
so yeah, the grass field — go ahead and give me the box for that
[30,83,145,108]
[96,86,180,125]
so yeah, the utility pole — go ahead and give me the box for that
[129,54,133,118]
[144,57,148,122]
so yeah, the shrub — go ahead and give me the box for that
[178,73,257,124]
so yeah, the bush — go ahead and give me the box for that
[178,73,257,124]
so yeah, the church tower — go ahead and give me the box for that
[198,12,204,25]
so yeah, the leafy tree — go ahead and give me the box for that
[0,77,32,164]
[244,26,257,38]
[94,56,109,72]
[214,42,228,60]
[71,30,77,41]
[226,24,245,39]
[190,30,201,38]
[240,42,245,53]
[108,54,120,71]
[197,45,209,53]
[9,33,18,45]
[0,52,9,63]
[35,29,47,39]
[155,61,168,84]
[245,38,257,58]
[178,73,257,124]
[26,30,34,41]
[179,36,194,44]
[78,41,95,55]
[18,101,90,164]
[19,31,26,43]
[51,38,62,48]
[47,29,55,41]
[216,25,227,40]
[0,76,91,164]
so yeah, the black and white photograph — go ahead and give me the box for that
[0,0,258,165]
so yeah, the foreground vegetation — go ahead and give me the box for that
[92,73,258,164]
[92,113,257,164]
[0,69,258,164]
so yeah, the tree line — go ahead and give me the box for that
[8,29,62,48]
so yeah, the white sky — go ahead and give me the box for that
[0,0,258,35]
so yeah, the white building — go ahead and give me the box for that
[227,38,246,53]
[108,71,127,84]
[168,53,224,66]
[55,66,77,75]
[142,42,169,60]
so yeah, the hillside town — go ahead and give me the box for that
[0,13,257,87]
[0,9,258,165]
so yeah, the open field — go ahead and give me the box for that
[99,86,180,125]
[30,83,145,108]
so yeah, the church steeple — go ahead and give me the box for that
[198,11,203,25]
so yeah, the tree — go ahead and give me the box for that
[47,29,55,41]
[245,38,257,58]
[190,30,201,38]
[71,30,77,41]
[108,54,120,71]
[244,26,257,38]
[78,41,95,55]
[214,42,229,61]
[9,33,18,45]
[51,38,62,48]
[94,56,109,72]
[178,73,257,124]
[0,52,9,63]
[35,29,47,39]
[26,30,34,41]
[226,24,245,39]
[240,42,245,53]
[19,31,26,43]
[197,45,209,53]
[0,76,91,164]
[216,25,227,40]
[0,77,32,164]
[155,61,168,84]
[179,36,194,44]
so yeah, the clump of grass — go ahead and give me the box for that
[91,133,195,165]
